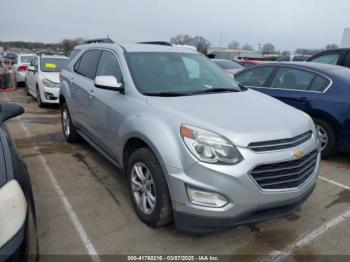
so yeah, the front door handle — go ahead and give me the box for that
[297,97,309,104]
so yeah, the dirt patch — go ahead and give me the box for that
[234,228,298,255]
[21,116,60,125]
[325,189,350,209]
[72,152,121,206]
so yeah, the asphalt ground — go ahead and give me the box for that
[1,88,350,262]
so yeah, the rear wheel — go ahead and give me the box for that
[61,103,79,142]
[127,148,172,227]
[314,118,336,158]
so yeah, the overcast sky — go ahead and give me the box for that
[1,0,349,52]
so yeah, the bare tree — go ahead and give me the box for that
[242,43,253,50]
[228,41,240,49]
[169,34,194,45]
[326,44,339,50]
[192,36,211,54]
[261,43,275,54]
[60,37,85,55]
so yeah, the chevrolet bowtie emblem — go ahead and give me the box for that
[292,149,304,158]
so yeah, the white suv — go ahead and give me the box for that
[26,54,68,107]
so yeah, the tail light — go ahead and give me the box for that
[18,65,28,72]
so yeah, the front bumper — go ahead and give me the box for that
[40,86,59,104]
[166,135,320,233]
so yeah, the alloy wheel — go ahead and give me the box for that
[316,124,328,151]
[130,162,156,215]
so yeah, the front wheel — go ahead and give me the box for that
[36,86,45,108]
[314,118,336,158]
[127,148,172,227]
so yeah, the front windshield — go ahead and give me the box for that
[40,58,68,72]
[126,52,241,95]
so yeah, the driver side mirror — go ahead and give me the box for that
[28,66,36,72]
[0,103,24,122]
[94,75,124,93]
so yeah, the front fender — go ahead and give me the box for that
[119,114,197,171]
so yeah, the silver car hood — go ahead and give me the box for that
[147,89,310,148]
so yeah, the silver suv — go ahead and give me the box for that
[60,41,321,233]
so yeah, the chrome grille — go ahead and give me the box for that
[248,131,312,152]
[250,150,318,189]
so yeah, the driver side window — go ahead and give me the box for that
[235,67,274,87]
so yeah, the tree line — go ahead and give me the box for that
[0,36,340,56]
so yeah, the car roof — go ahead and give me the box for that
[38,55,68,59]
[313,48,350,53]
[261,61,342,71]
[74,43,198,54]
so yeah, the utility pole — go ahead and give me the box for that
[258,43,262,53]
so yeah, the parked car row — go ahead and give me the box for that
[1,43,347,259]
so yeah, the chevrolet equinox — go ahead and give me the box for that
[59,41,321,233]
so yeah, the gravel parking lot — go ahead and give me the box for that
[1,88,350,261]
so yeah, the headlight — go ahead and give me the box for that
[42,78,59,88]
[0,180,27,248]
[180,124,243,164]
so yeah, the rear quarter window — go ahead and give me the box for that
[309,75,329,92]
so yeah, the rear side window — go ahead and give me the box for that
[309,75,329,92]
[310,53,339,65]
[235,67,274,87]
[75,50,101,79]
[271,68,315,91]
[96,51,123,82]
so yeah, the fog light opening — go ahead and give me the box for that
[186,185,229,208]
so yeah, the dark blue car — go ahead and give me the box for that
[235,62,350,158]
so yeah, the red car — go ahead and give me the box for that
[237,60,265,69]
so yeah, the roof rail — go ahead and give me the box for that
[37,51,65,56]
[83,38,114,44]
[138,41,173,46]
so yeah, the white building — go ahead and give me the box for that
[341,28,350,48]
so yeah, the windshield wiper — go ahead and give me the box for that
[189,88,240,95]
[143,92,190,97]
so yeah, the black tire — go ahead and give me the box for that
[25,81,30,96]
[127,148,172,227]
[36,86,45,108]
[314,118,337,158]
[61,102,79,143]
